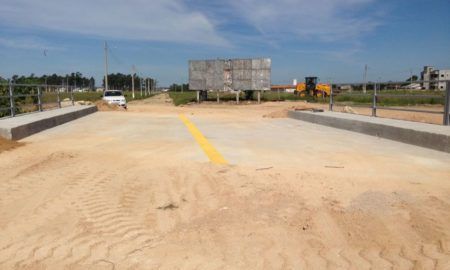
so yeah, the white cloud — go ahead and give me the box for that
[0,36,62,51]
[0,0,228,46]
[228,0,380,41]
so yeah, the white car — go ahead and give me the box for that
[102,90,127,109]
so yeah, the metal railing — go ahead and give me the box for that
[328,80,450,126]
[0,82,76,118]
[0,81,159,118]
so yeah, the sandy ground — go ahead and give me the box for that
[331,104,444,125]
[1,94,450,269]
[0,137,24,153]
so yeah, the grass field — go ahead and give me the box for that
[169,90,446,107]
[169,92,197,106]
[169,91,317,106]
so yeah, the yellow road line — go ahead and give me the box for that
[179,114,228,165]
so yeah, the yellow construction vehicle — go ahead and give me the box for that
[295,77,331,97]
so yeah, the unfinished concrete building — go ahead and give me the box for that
[421,66,450,90]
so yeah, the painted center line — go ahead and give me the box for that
[179,114,228,165]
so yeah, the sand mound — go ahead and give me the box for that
[263,109,289,118]
[0,137,24,153]
[263,104,318,118]
[75,100,93,106]
[95,100,126,111]
[342,106,358,114]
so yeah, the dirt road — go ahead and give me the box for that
[1,94,450,269]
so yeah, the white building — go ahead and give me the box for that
[401,83,422,90]
[421,66,450,90]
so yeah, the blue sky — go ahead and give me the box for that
[0,0,449,86]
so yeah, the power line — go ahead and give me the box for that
[104,41,109,91]
[108,45,125,66]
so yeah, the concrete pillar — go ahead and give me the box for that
[257,90,261,104]
[372,83,377,117]
[196,90,200,103]
[444,81,450,125]
[70,87,74,106]
[236,90,240,104]
[37,87,43,111]
[217,91,220,103]
[57,90,61,108]
[8,81,15,117]
[329,83,334,111]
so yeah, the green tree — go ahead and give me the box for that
[102,73,156,90]
[169,83,189,92]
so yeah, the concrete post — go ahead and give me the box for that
[444,81,450,126]
[37,87,43,112]
[8,81,15,117]
[236,91,240,104]
[372,83,377,117]
[70,86,74,106]
[57,89,61,108]
[257,90,261,104]
[196,90,200,103]
[329,83,333,111]
[216,91,220,103]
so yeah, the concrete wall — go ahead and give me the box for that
[288,110,450,153]
[436,70,450,90]
[189,58,271,91]
[0,106,97,140]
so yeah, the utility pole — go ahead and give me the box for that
[132,65,136,99]
[363,64,368,93]
[104,41,109,91]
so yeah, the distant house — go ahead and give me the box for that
[401,83,422,90]
[421,66,450,90]
[338,85,353,91]
[271,84,296,93]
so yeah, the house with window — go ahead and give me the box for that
[421,66,450,90]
